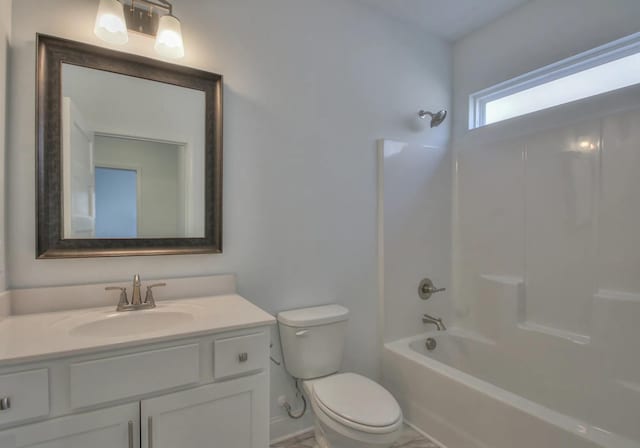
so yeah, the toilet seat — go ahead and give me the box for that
[310,373,403,434]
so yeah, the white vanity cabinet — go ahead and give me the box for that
[0,325,272,448]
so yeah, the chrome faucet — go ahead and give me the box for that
[418,277,447,330]
[422,313,446,331]
[105,274,166,312]
[131,274,142,306]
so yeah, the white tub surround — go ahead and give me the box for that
[441,87,640,448]
[378,140,452,345]
[439,6,640,448]
[0,277,275,448]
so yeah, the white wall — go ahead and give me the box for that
[94,136,182,238]
[6,0,451,435]
[0,0,10,292]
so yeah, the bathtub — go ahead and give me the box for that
[382,330,639,448]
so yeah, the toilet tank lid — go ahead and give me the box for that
[277,304,349,327]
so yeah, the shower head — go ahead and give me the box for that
[418,109,448,128]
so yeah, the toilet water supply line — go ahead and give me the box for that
[270,343,307,419]
[282,379,307,419]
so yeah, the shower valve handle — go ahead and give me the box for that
[419,278,446,300]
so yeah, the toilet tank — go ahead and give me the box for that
[277,305,349,380]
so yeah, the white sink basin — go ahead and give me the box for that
[69,311,194,338]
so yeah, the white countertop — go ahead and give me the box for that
[0,294,275,367]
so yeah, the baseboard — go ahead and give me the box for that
[270,417,448,446]
[270,413,314,444]
[405,419,449,448]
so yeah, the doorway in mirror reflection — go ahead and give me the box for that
[95,167,138,238]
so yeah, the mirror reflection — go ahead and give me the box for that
[61,63,205,239]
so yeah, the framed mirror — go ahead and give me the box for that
[36,34,223,258]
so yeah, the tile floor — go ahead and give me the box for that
[271,424,441,448]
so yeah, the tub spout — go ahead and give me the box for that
[422,313,446,331]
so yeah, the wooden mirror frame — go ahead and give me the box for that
[36,34,223,258]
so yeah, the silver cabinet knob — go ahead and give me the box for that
[0,397,11,411]
[238,352,248,363]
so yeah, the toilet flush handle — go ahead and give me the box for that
[295,329,309,337]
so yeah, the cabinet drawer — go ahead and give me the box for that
[0,369,49,427]
[70,343,200,409]
[214,332,267,380]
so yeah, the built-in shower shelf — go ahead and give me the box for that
[594,289,640,303]
[617,379,640,395]
[517,321,590,345]
[480,275,524,286]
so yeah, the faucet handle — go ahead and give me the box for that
[418,278,446,300]
[144,283,166,306]
[106,287,128,309]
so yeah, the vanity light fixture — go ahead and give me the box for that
[94,0,185,59]
[94,0,129,45]
[154,13,185,59]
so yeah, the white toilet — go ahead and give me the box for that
[278,305,403,448]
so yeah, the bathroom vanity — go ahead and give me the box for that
[0,292,275,448]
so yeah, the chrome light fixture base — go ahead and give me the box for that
[124,2,162,36]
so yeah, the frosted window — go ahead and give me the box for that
[484,52,640,126]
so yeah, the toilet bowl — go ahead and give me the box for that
[304,373,403,448]
[277,305,403,448]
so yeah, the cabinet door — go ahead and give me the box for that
[141,373,269,448]
[0,403,139,448]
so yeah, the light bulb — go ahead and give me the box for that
[94,0,128,45]
[155,15,185,59]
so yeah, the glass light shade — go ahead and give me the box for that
[94,0,128,45]
[155,15,185,59]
